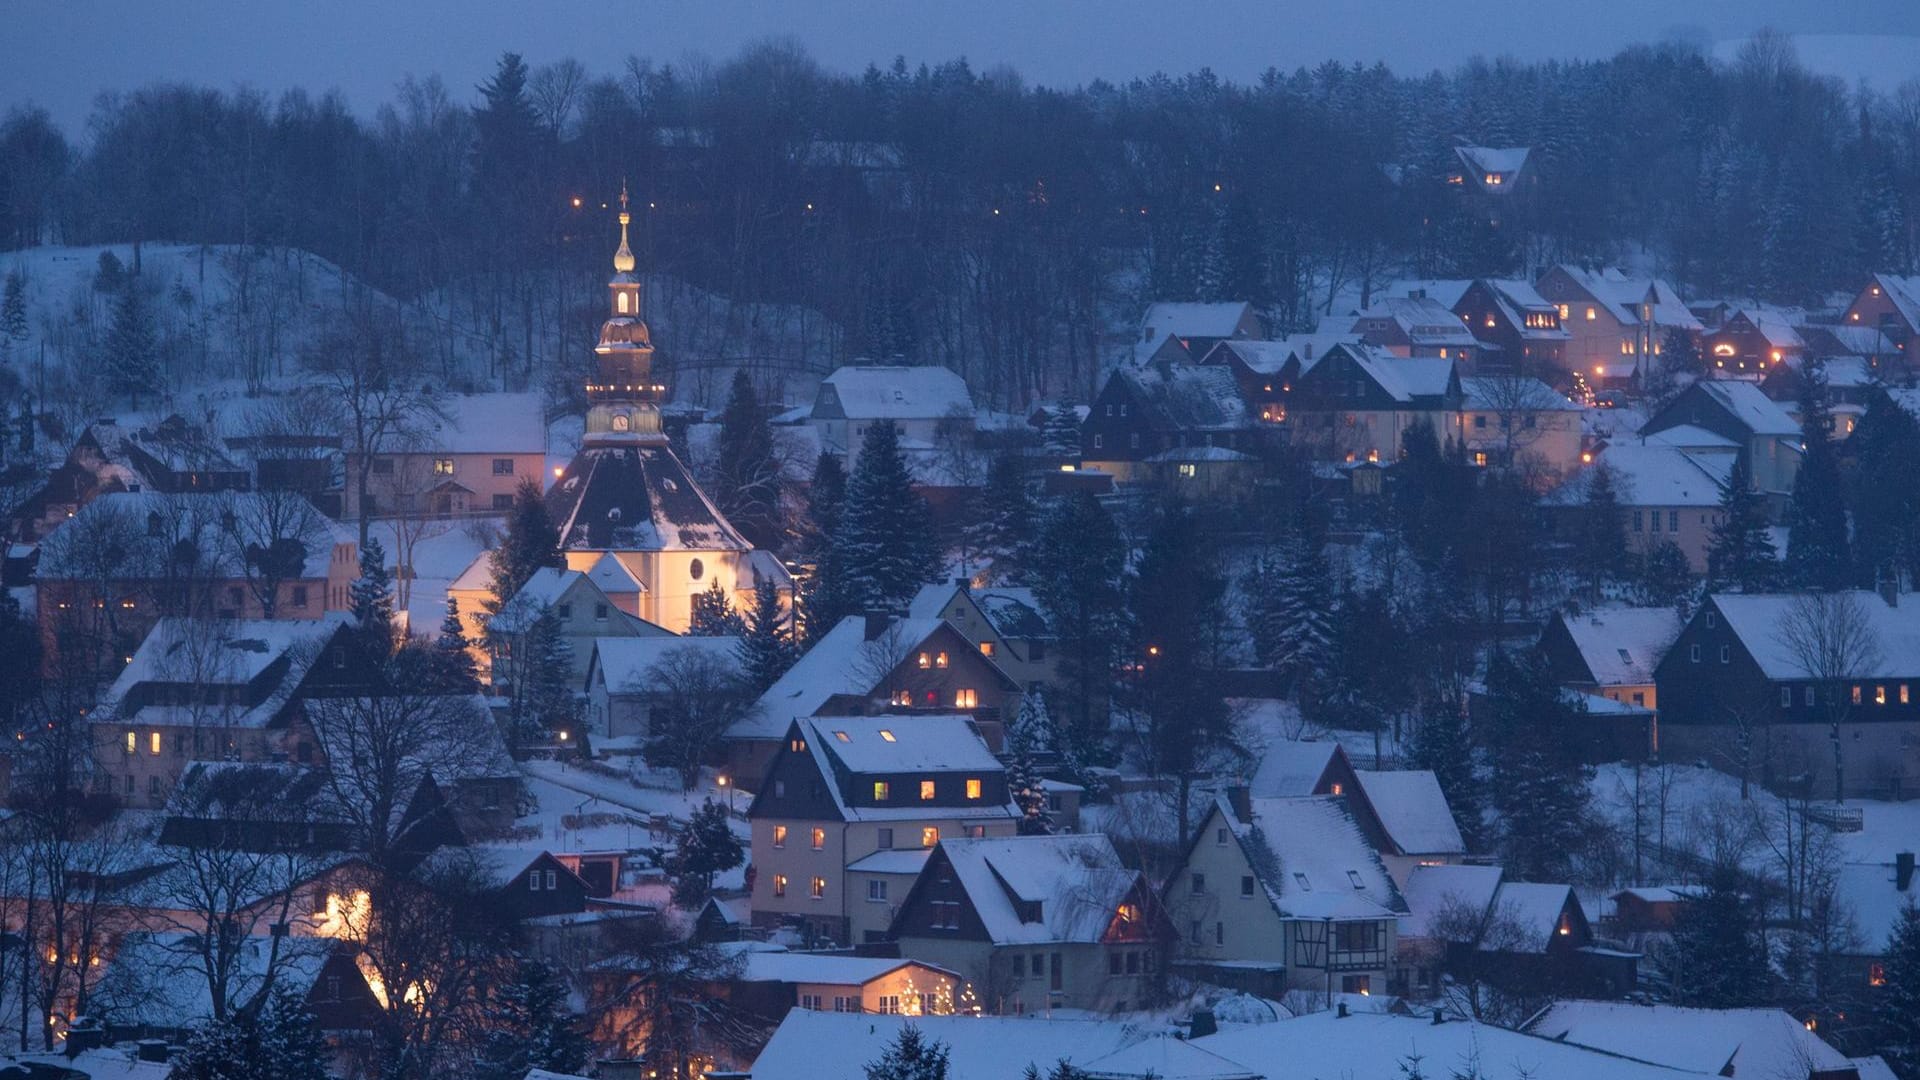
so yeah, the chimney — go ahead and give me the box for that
[1336,1002,1350,1019]
[1432,1009,1446,1026]
[863,612,892,641]
[135,1040,170,1064]
[1898,851,1915,891]
[1225,784,1252,826]
[1189,1009,1218,1039]
[1878,570,1899,608]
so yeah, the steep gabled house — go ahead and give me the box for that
[1346,770,1468,886]
[1351,294,1480,361]
[12,416,253,543]
[1704,309,1806,375]
[1080,363,1254,484]
[1452,279,1570,374]
[745,716,1019,944]
[1654,591,1920,799]
[1399,865,1630,1000]
[1241,739,1358,799]
[1164,794,1406,998]
[1544,445,1732,572]
[1640,379,1802,500]
[1450,146,1531,196]
[1841,273,1920,357]
[907,581,1058,693]
[1133,302,1264,365]
[1540,605,1683,713]
[1535,266,1703,385]
[481,566,670,690]
[710,948,963,1024]
[1199,335,1361,426]
[1833,852,1918,994]
[889,834,1174,1015]
[725,614,1024,783]
[1281,343,1462,465]
[585,634,744,739]
[809,365,975,475]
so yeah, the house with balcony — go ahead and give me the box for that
[745,715,1019,945]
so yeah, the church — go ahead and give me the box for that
[533,191,787,634]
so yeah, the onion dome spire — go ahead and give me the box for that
[613,181,635,274]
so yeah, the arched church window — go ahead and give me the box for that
[689,558,704,581]
[618,292,629,314]
[612,413,631,432]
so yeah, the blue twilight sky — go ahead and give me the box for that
[4,1,1919,138]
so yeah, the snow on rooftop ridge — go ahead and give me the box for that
[804,714,1002,776]
[935,833,1142,946]
[592,635,741,692]
[1526,1001,1852,1078]
[813,364,973,420]
[423,392,549,455]
[1352,769,1465,856]
[1399,863,1506,940]
[1709,591,1920,681]
[1553,605,1684,686]
[733,615,951,738]
[750,1011,1142,1080]
[1238,795,1406,919]
[1142,301,1257,339]
[1244,739,1340,798]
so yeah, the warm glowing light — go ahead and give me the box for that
[716,775,728,787]
[553,466,565,477]
[558,730,569,742]
[570,196,583,208]
[1593,365,1605,376]
[1146,645,1160,657]
[1581,452,1593,464]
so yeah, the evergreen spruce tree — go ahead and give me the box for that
[713,369,782,548]
[171,991,330,1080]
[832,421,939,613]
[1041,403,1083,460]
[738,574,796,692]
[1707,452,1778,591]
[1666,867,1772,1007]
[509,606,577,747]
[105,279,158,407]
[1484,649,1593,880]
[349,535,395,653]
[1783,358,1852,590]
[489,478,561,611]
[1409,694,1485,850]
[476,961,591,1080]
[978,452,1037,584]
[1575,464,1628,602]
[1873,902,1920,1079]
[864,1026,950,1080]
[1635,539,1697,614]
[1007,693,1055,835]
[1251,518,1335,687]
[688,578,745,636]
[800,451,852,641]
[1,269,27,348]
[1850,391,1920,590]
[431,596,480,693]
[668,798,744,907]
[1032,492,1127,758]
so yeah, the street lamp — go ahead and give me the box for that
[717,774,734,812]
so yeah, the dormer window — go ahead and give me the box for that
[879,730,896,742]
[920,780,936,800]
[1348,871,1365,890]
[873,781,890,801]
[1294,872,1311,891]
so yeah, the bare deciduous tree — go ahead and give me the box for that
[642,644,753,790]
[1775,592,1883,803]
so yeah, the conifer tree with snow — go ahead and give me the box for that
[864,1026,950,1080]
[1850,391,1920,590]
[1,269,27,349]
[738,574,795,692]
[1707,452,1778,592]
[507,606,578,748]
[1006,693,1055,835]
[668,798,744,907]
[105,277,159,407]
[799,450,852,641]
[1665,866,1772,1008]
[713,369,783,549]
[489,477,561,612]
[1409,694,1485,850]
[1244,516,1334,689]
[1574,464,1628,602]
[1783,358,1853,590]
[1041,403,1083,460]
[1484,649,1593,880]
[476,960,590,1080]
[978,451,1037,584]
[1874,902,1920,1079]
[430,596,479,693]
[171,990,330,1080]
[832,421,939,613]
[349,535,395,654]
[1032,491,1127,760]
[689,577,746,636]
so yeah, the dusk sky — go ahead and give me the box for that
[6,0,1920,137]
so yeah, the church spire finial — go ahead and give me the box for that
[613,180,635,274]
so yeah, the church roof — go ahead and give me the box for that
[546,444,751,553]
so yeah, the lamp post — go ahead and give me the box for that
[717,774,734,813]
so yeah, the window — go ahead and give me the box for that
[774,780,787,797]
[878,828,894,849]
[868,880,888,902]
[811,827,825,850]
[921,826,939,848]
[773,825,787,848]
[1806,686,1816,706]
[1904,685,1912,705]
[492,458,514,475]
[1585,305,1597,321]
[1853,685,1863,705]
[1190,921,1202,945]
[545,870,557,890]
[1719,645,1730,664]
[1877,685,1888,706]
[918,651,931,669]
[877,995,902,1015]
[1241,875,1255,897]
[1012,954,1025,977]
[125,731,136,755]
[1214,923,1224,946]
[1781,686,1793,708]
[689,558,704,580]
[954,688,978,708]
[1110,952,1122,975]
[1341,974,1372,995]
[1650,511,1661,534]
[966,778,982,800]
[980,641,995,657]
[873,781,890,801]
[889,689,911,706]
[879,730,896,742]
[920,780,936,800]
[1191,873,1206,894]
[1129,433,1140,449]
[432,458,454,476]
[1690,644,1701,663]
[935,651,949,669]
[1474,415,1487,430]
[1177,463,1197,478]
[1335,922,1380,952]
[800,993,822,1011]
[291,585,308,608]
[1092,434,1103,449]
[372,457,394,476]
[834,995,859,1012]
[1473,452,1488,467]
[149,731,162,755]
[810,876,826,900]
[595,603,608,621]
[1871,962,1888,987]
[492,494,514,510]
[1348,870,1365,889]
[529,873,542,892]
[557,603,572,619]
[1126,951,1141,975]
[1669,510,1679,532]
[1216,827,1228,845]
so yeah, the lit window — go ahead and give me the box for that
[922,827,938,848]
[1473,452,1488,467]
[935,651,949,669]
[1853,686,1863,705]
[889,690,911,706]
[873,781,890,801]
[617,292,629,314]
[955,688,978,708]
[1871,962,1887,986]
[1876,685,1888,706]
[432,458,454,476]
[1558,304,1569,319]
[980,641,995,658]
[1177,463,1197,478]
[966,778,982,800]
[773,874,787,897]
[1330,782,1343,795]
[811,827,825,849]
[810,877,825,900]
[773,825,787,848]
[790,738,806,752]
[879,730,896,742]
[125,731,137,755]
[1585,306,1596,321]
[920,780,936,800]
[1904,685,1911,705]
[834,730,850,742]
[917,652,931,669]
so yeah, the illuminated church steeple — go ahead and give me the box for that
[585,184,664,446]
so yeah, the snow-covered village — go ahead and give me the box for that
[3,6,1920,1080]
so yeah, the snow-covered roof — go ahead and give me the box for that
[974,587,1052,640]
[592,636,741,693]
[1811,324,1898,357]
[932,833,1144,946]
[1550,444,1731,509]
[1144,445,1256,463]
[1235,796,1406,920]
[1455,145,1530,186]
[1399,863,1505,940]
[1142,301,1257,341]
[1080,1035,1262,1080]
[420,392,548,455]
[1460,376,1580,413]
[812,365,973,421]
[1352,770,1464,856]
[99,615,354,729]
[546,443,752,553]
[1639,424,1742,451]
[582,550,647,594]
[1554,267,1703,331]
[1489,882,1577,952]
[91,930,331,1030]
[1197,1009,1702,1080]
[1613,885,1702,904]
[1552,605,1684,686]
[1355,295,1478,347]
[739,950,954,987]
[845,848,932,875]
[1383,278,1473,309]
[1353,353,1458,403]
[751,1012,1140,1080]
[1525,1002,1852,1079]
[1693,380,1802,436]
[1244,740,1341,798]
[1867,273,1920,331]
[806,714,1002,776]
[1835,859,1919,953]
[37,490,347,581]
[1728,309,1806,349]
[1112,363,1252,431]
[733,615,951,738]
[1709,591,1920,680]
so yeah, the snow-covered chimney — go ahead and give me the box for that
[1899,851,1915,891]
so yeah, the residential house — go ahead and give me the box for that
[1841,274,1920,357]
[1525,1002,1862,1080]
[585,635,745,739]
[1347,770,1467,886]
[343,392,547,519]
[1764,357,1881,439]
[90,931,380,1044]
[1608,885,1701,933]
[1535,266,1703,385]
[725,614,1023,784]
[1397,864,1629,1000]
[1451,375,1583,477]
[88,615,363,808]
[1198,334,1360,425]
[1833,852,1918,994]
[446,548,652,643]
[11,416,251,543]
[470,846,600,920]
[1080,363,1255,483]
[1639,379,1802,500]
[1351,295,1480,361]
[1654,591,1920,799]
[33,490,356,674]
[1539,605,1683,714]
[907,581,1058,692]
[717,947,962,1021]
[745,716,1019,944]
[482,566,670,690]
[1451,279,1570,374]
[1134,301,1264,366]
[1545,445,1732,572]
[1449,146,1531,196]
[1240,739,1358,799]
[751,1012,1142,1080]
[890,834,1174,1015]
[809,365,975,474]
[1280,343,1461,465]
[1704,309,1805,375]
[1164,794,1406,998]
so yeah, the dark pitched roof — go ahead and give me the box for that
[1111,364,1251,432]
[546,444,750,552]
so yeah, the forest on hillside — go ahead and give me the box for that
[1,32,1917,406]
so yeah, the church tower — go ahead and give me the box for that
[584,185,666,446]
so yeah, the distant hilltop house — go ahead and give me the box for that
[1449,145,1531,196]
[1842,273,1920,357]
[1134,301,1264,366]
[343,392,548,519]
[1534,265,1703,385]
